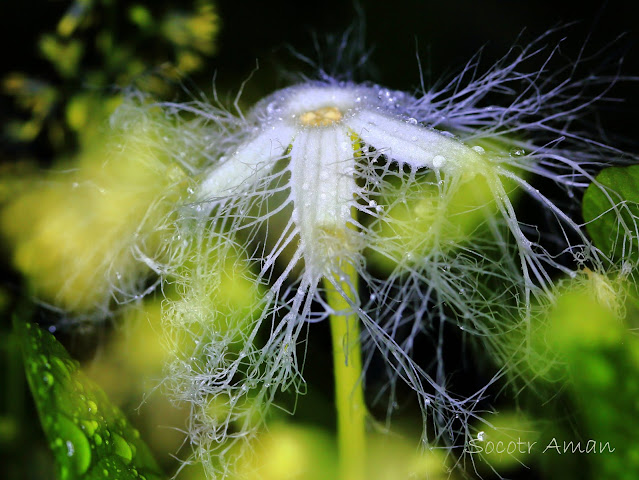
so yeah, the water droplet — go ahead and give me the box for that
[81,420,98,436]
[432,155,446,168]
[57,416,91,474]
[112,433,133,463]
[87,400,98,414]
[368,200,377,208]
[369,293,377,301]
[477,431,485,441]
[510,147,526,156]
[42,372,54,387]
[407,117,418,125]
[471,145,485,154]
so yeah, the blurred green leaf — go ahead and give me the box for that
[541,279,639,479]
[14,317,165,480]
[582,165,639,263]
[128,5,155,30]
[57,0,93,37]
[39,36,84,78]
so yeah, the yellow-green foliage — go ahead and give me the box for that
[529,268,639,479]
[1,106,189,313]
[368,142,520,274]
[546,270,624,352]
[3,0,220,148]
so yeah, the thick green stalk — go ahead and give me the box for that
[324,261,366,480]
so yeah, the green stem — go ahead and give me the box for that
[324,261,366,480]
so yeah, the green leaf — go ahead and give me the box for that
[582,165,639,263]
[13,316,165,480]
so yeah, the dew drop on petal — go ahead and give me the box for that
[439,131,456,139]
[471,146,485,154]
[432,155,446,168]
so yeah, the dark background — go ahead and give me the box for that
[2,0,638,152]
[1,1,637,479]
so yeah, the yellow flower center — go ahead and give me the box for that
[299,106,343,126]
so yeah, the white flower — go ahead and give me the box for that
[196,82,484,280]
[144,36,636,477]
